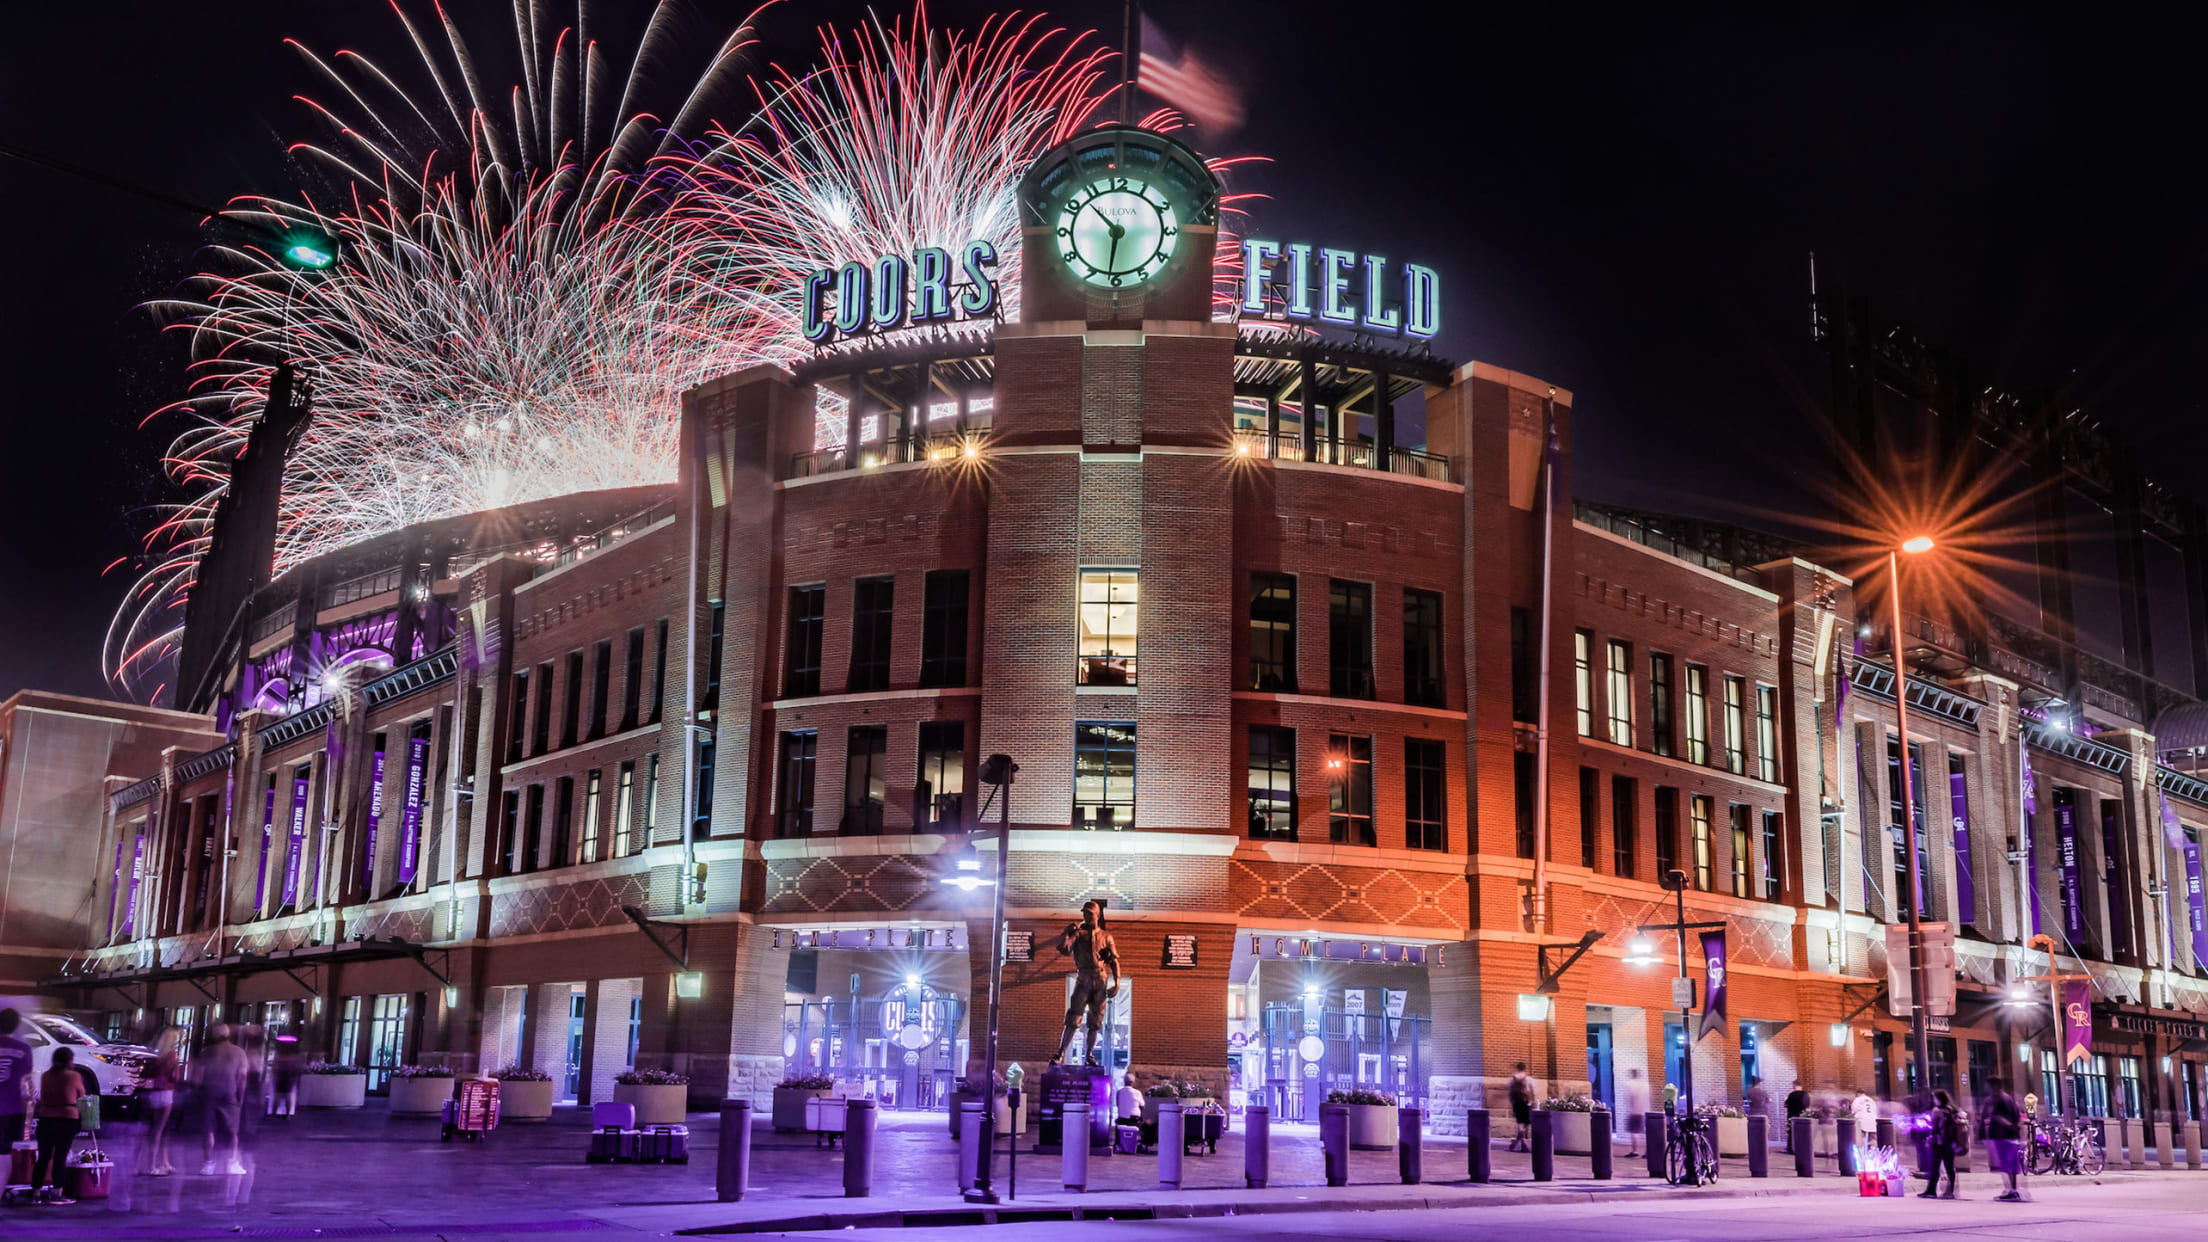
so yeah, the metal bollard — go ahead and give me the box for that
[1747,1115,1768,1177]
[1158,1101,1184,1189]
[1245,1105,1271,1188]
[1062,1102,1090,1191]
[843,1099,877,1198]
[1836,1118,1857,1175]
[1320,1103,1350,1187]
[1466,1108,1492,1182]
[717,1099,753,1202]
[1791,1117,1814,1177]
[957,1100,982,1191]
[1398,1106,1423,1184]
[1646,1112,1667,1180]
[1589,1108,1612,1180]
[1530,1109,1554,1181]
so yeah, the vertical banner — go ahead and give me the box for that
[2054,792,2085,945]
[2060,977,2093,1067]
[397,730,430,886]
[193,826,214,928]
[2099,802,2131,949]
[361,742,388,890]
[255,780,277,909]
[1384,989,1408,1045]
[119,832,146,937]
[105,835,126,940]
[281,771,310,907]
[1949,767,1976,925]
[1696,928,1728,1040]
[2186,832,2208,968]
[2021,744,2042,935]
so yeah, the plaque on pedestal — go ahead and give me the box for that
[1035,1064,1113,1152]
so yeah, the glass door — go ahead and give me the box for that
[564,992,586,1101]
[366,994,409,1093]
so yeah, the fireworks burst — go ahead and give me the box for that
[110,2,1257,700]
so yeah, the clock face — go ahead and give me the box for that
[1055,178,1178,287]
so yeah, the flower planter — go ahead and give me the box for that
[1143,1096,1219,1126]
[614,1082,689,1127]
[498,1078,555,1122]
[1543,1108,1593,1155]
[1715,1115,1749,1156]
[774,1086,832,1132]
[1346,1103,1397,1150]
[388,1076,453,1117]
[300,1074,367,1109]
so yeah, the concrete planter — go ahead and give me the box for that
[773,1086,831,1132]
[1715,1115,1749,1156]
[300,1073,367,1109]
[1346,1103,1397,1150]
[388,1075,452,1117]
[1543,1108,1593,1154]
[498,1078,555,1122]
[614,1082,688,1127]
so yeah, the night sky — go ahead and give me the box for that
[4,2,2203,703]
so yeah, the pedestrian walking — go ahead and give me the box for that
[144,1026,181,1174]
[32,1047,85,1203]
[0,1008,32,1148]
[1620,1068,1650,1156]
[1919,1089,1962,1199]
[270,1036,303,1118]
[1507,1063,1534,1152]
[195,1024,249,1176]
[1783,1080,1809,1153]
[1984,1082,2024,1202]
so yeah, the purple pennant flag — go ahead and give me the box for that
[2060,977,2094,1067]
[2160,787,2187,850]
[281,773,310,908]
[1696,928,1728,1041]
[1949,769,1976,926]
[397,731,430,886]
[361,742,388,890]
[2054,794,2086,945]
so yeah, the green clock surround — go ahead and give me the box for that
[1019,127,1221,297]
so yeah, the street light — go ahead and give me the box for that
[1632,866,1725,1175]
[962,753,1017,1206]
[1889,534,1937,1102]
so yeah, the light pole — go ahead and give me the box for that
[1628,867,1725,1176]
[1889,536,1936,1100]
[946,753,1016,1205]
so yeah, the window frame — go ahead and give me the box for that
[1405,737,1446,851]
[1612,775,1638,879]
[1073,721,1137,829]
[785,584,826,697]
[1327,732,1375,845]
[777,730,817,838]
[1722,674,1746,775]
[1689,794,1714,891]
[1649,653,1675,757]
[1573,629,1595,737]
[1247,725,1297,840]
[1328,580,1375,700]
[1604,639,1633,747]
[1728,802,1751,898]
[920,570,971,689]
[916,720,966,829]
[1403,588,1445,707]
[1250,573,1297,692]
[1579,765,1600,869]
[1683,664,1709,765]
[1761,808,1783,900]
[848,577,896,693]
[841,725,888,835]
[1755,683,1779,782]
[1076,569,1140,686]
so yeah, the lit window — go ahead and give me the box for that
[1606,640,1633,747]
[1722,675,1746,775]
[1574,630,1594,737]
[1074,722,1136,829]
[1756,684,1779,782]
[1649,654,1675,757]
[1077,570,1139,686]
[1250,574,1296,692]
[1247,726,1296,839]
[1690,795,1714,891]
[1327,733,1374,845]
[1684,665,1709,765]
[1729,803,1750,898]
[916,722,965,829]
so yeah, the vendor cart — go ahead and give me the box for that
[441,1076,501,1142]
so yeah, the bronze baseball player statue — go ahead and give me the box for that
[1052,899,1121,1066]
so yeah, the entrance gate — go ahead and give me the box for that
[1256,1003,1430,1122]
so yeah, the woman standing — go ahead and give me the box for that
[32,1047,85,1203]
[144,1027,181,1175]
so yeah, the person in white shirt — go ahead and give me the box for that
[1620,1068,1651,1156]
[1114,1079,1141,1123]
[1851,1090,1880,1143]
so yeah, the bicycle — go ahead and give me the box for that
[1665,1112,1719,1186]
[2028,1118,2106,1176]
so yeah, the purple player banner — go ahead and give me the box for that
[255,782,276,908]
[1696,928,1728,1041]
[119,833,146,937]
[2055,795,2085,944]
[1949,769,1976,926]
[2022,744,2042,935]
[397,731,430,885]
[2187,834,2208,968]
[281,773,310,907]
[361,743,388,889]
[105,835,126,939]
[2061,977,2094,1067]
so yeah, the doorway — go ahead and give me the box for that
[1586,1020,1615,1113]
[366,994,409,1094]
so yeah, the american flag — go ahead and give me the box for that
[1138,15,1244,133]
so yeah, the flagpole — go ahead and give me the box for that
[1120,1,1136,129]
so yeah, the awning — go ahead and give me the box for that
[44,936,449,996]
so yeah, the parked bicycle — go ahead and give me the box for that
[1666,1111,1719,1186]
[2024,1117,2105,1176]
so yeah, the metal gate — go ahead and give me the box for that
[1256,1003,1430,1122]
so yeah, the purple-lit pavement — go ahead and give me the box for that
[0,1107,2191,1240]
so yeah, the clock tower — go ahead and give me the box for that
[1017,126,1221,326]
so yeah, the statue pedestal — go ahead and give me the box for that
[1035,1064,1113,1153]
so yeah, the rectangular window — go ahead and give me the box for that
[1515,751,1538,859]
[1327,733,1374,845]
[499,790,522,875]
[1403,589,1444,707]
[620,628,644,731]
[1573,630,1595,737]
[841,726,886,835]
[613,761,636,857]
[1756,684,1779,782]
[645,753,659,843]
[777,732,816,836]
[920,570,970,688]
[692,735,714,841]
[848,578,893,692]
[1406,738,1446,851]
[1762,809,1783,900]
[649,618,668,725]
[532,661,553,754]
[552,775,575,867]
[589,641,611,740]
[704,601,726,708]
[1683,665,1709,765]
[1510,607,1536,724]
[1329,580,1374,699]
[1250,574,1297,692]
[1886,738,1929,918]
[1729,802,1751,898]
[508,671,529,762]
[1612,776,1638,878]
[580,770,603,864]
[1649,654,1675,757]
[1690,795,1714,891]
[1722,675,1746,774]
[785,585,825,697]
[1605,640,1633,747]
[1247,726,1297,840]
[1579,766,1600,869]
[337,998,361,1068]
[1073,722,1137,829]
[1077,570,1139,686]
[916,721,965,829]
[524,784,546,873]
[561,651,584,748]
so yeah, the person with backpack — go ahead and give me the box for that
[1507,1064,1534,1152]
[1984,1082,2024,1201]
[1919,1088,1966,1198]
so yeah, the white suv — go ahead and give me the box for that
[13,1013,151,1103]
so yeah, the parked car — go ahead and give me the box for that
[14,1011,153,1103]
